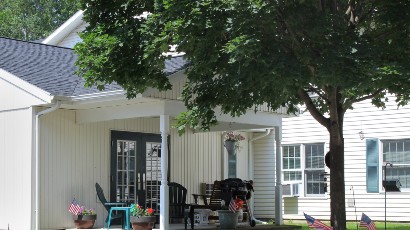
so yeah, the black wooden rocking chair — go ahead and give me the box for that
[95,183,128,228]
[168,182,188,224]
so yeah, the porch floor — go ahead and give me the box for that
[66,223,302,230]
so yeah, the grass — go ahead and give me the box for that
[278,220,410,229]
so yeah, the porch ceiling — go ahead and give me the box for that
[67,97,283,130]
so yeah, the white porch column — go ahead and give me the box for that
[274,126,283,225]
[159,115,170,230]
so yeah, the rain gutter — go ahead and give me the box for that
[35,101,61,230]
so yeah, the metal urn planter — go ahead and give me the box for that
[218,210,240,229]
[130,216,156,230]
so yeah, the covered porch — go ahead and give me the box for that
[35,73,292,229]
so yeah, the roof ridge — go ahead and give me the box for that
[0,36,74,51]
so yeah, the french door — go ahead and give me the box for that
[110,130,166,214]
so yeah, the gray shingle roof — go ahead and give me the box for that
[0,37,188,97]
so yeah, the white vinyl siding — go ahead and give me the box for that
[283,95,410,222]
[252,133,275,219]
[0,108,33,230]
[0,75,47,110]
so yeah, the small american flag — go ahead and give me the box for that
[68,199,81,215]
[360,213,377,230]
[304,213,333,230]
[228,198,238,213]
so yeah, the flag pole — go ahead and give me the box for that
[350,186,358,230]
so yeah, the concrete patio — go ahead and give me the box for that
[67,223,302,230]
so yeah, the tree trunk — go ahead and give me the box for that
[299,87,347,229]
[329,129,346,230]
[327,87,346,230]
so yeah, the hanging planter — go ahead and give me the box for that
[224,140,237,155]
[224,132,245,155]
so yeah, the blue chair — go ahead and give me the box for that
[107,206,131,230]
[95,183,128,228]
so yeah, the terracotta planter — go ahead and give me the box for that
[218,210,239,229]
[224,140,237,155]
[130,216,156,230]
[72,215,97,229]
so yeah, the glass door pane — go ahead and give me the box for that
[116,140,137,203]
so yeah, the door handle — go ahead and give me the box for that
[143,173,146,190]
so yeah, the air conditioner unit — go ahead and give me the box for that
[282,183,302,197]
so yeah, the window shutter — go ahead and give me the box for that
[366,138,379,193]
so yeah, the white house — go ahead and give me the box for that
[0,11,292,230]
[282,97,410,222]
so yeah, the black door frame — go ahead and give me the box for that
[110,130,170,206]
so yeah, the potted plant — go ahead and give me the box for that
[72,207,97,229]
[218,197,244,229]
[224,132,246,155]
[130,204,156,230]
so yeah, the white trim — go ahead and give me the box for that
[42,10,84,45]
[0,68,53,103]
[159,115,170,230]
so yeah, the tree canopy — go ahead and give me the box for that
[0,0,81,40]
[75,1,410,229]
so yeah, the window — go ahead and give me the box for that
[283,145,302,182]
[382,139,410,189]
[283,143,326,196]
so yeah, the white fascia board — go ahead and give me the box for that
[0,68,53,103]
[59,91,156,110]
[42,10,84,45]
[76,100,168,123]
[214,108,283,127]
[166,101,282,128]
[68,90,128,103]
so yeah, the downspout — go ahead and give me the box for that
[35,102,60,230]
[248,129,271,224]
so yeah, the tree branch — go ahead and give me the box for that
[344,88,384,110]
[298,89,331,130]
[308,84,330,103]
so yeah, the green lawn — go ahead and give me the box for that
[282,220,410,229]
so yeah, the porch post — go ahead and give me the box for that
[274,126,283,225]
[160,115,170,230]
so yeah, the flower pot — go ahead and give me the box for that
[72,215,97,229]
[218,210,240,229]
[224,140,237,155]
[130,216,156,230]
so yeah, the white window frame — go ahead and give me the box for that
[282,143,327,197]
[380,139,410,193]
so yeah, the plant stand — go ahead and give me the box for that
[130,216,156,230]
[72,215,97,229]
[218,210,240,229]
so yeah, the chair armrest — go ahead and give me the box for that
[105,202,128,207]
[192,194,211,205]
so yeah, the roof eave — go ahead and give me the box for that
[42,10,84,46]
[0,68,54,104]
